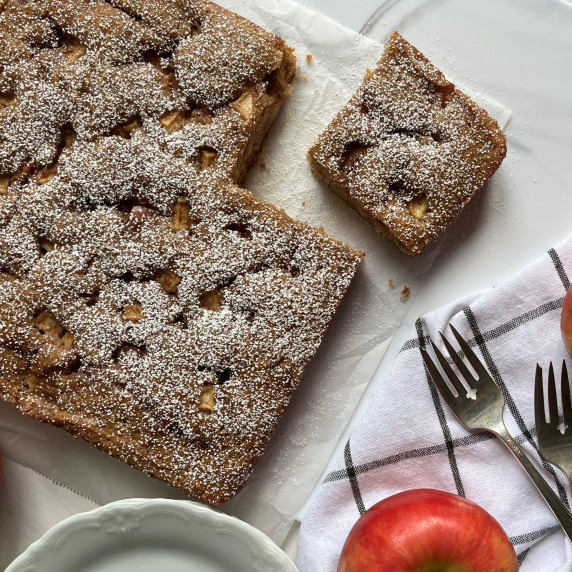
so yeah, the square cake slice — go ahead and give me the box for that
[0,137,363,505]
[308,31,507,256]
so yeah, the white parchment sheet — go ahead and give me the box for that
[0,0,510,566]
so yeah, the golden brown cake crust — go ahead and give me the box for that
[0,0,363,505]
[308,31,507,256]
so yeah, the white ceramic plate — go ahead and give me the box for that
[5,498,298,572]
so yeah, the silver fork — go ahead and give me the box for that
[535,361,572,487]
[420,324,572,543]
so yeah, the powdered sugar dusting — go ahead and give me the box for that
[0,0,361,505]
[308,31,507,256]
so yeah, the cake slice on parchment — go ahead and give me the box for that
[308,31,507,256]
[0,0,363,505]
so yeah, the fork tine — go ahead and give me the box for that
[535,364,546,427]
[561,360,572,427]
[439,332,477,385]
[428,339,468,397]
[420,347,459,407]
[448,324,489,380]
[548,362,559,424]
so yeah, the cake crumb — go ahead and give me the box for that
[388,279,395,288]
[296,74,309,81]
[302,201,306,207]
[306,54,313,63]
[400,286,411,302]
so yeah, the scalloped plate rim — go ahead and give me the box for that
[5,498,299,572]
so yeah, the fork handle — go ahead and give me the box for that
[557,459,572,491]
[494,424,572,543]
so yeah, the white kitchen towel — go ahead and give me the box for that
[298,236,572,572]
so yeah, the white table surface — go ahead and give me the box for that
[302,0,384,33]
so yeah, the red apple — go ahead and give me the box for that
[338,489,518,572]
[561,285,572,358]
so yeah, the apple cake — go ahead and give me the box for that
[0,0,363,504]
[308,31,507,256]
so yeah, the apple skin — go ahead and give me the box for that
[561,285,572,358]
[338,489,518,572]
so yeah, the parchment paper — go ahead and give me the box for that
[0,0,510,565]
